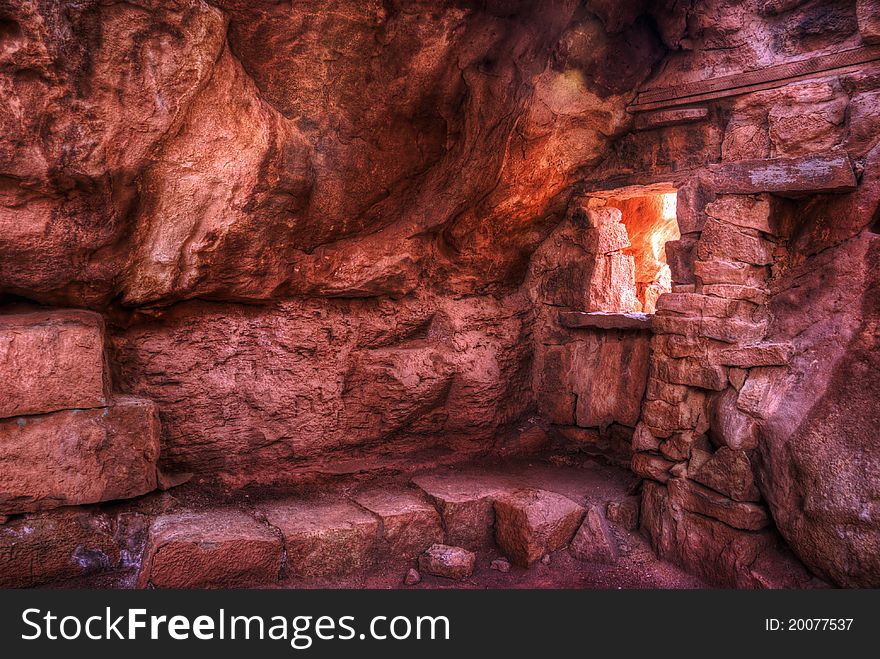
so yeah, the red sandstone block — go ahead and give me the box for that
[691,447,761,503]
[655,292,753,319]
[411,473,500,549]
[573,331,651,429]
[668,478,768,531]
[260,499,378,577]
[652,314,767,345]
[585,223,630,254]
[702,283,768,304]
[0,310,109,418]
[642,397,707,435]
[653,355,728,391]
[353,488,443,560]
[494,488,584,567]
[0,508,136,588]
[631,452,676,483]
[705,194,775,234]
[418,543,476,580]
[569,505,618,564]
[632,422,661,451]
[697,219,775,266]
[716,343,793,367]
[694,259,769,287]
[0,396,160,515]
[665,235,699,285]
[138,509,282,588]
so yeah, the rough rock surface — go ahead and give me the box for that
[755,232,880,586]
[0,310,108,418]
[0,397,160,515]
[0,0,657,307]
[138,509,282,589]
[494,489,585,567]
[110,296,533,488]
[1,0,661,493]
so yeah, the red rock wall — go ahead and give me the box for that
[608,0,880,588]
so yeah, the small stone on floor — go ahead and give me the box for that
[404,568,421,585]
[490,558,511,573]
[418,543,476,580]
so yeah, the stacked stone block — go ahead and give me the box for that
[634,189,815,588]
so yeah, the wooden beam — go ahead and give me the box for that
[707,153,857,194]
[634,107,709,131]
[628,45,880,113]
[559,311,653,331]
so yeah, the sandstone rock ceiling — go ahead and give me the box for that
[0,0,665,307]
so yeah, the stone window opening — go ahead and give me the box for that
[585,189,681,315]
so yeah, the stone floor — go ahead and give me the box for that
[43,456,705,589]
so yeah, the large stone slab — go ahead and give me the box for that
[137,509,282,588]
[353,489,443,560]
[411,473,501,549]
[261,499,378,577]
[494,489,585,567]
[0,397,160,515]
[668,477,769,531]
[696,219,775,266]
[716,343,793,367]
[704,194,775,235]
[0,310,109,418]
[572,332,651,428]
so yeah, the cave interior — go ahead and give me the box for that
[1,0,879,590]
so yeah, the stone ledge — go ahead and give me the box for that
[559,311,653,331]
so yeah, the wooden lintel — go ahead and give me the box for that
[634,107,709,130]
[708,153,857,194]
[580,154,857,198]
[559,311,653,331]
[628,45,880,113]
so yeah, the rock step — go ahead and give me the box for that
[135,462,638,588]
